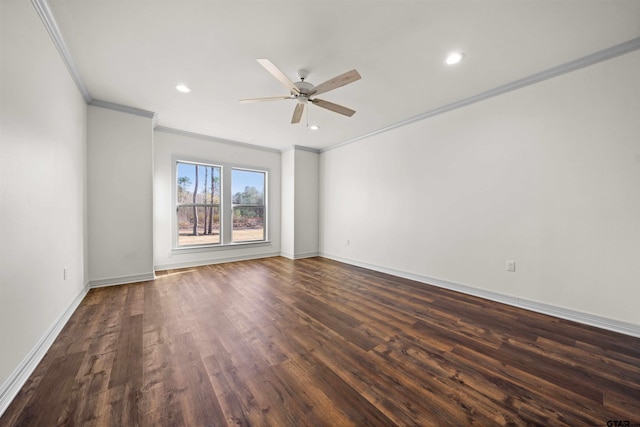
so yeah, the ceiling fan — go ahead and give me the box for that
[240,59,361,124]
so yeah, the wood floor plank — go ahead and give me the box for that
[60,350,115,425]
[109,314,143,389]
[2,256,639,426]
[7,351,86,427]
[450,342,611,426]
[603,389,640,419]
[201,351,252,426]
[306,362,395,426]
[170,332,227,426]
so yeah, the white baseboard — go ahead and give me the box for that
[88,272,156,288]
[0,282,89,418]
[281,251,319,260]
[154,252,281,271]
[320,253,640,338]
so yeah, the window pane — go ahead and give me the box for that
[232,169,265,242]
[176,162,221,247]
[232,169,264,205]
[178,206,220,246]
[177,162,221,205]
[232,207,264,242]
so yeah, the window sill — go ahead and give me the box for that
[171,240,272,255]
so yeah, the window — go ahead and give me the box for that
[175,160,268,248]
[232,169,266,242]
[176,162,221,246]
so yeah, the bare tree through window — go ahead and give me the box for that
[176,162,221,246]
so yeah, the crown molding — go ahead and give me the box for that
[155,126,281,154]
[89,99,157,119]
[322,37,640,153]
[31,0,92,103]
[293,145,321,154]
[280,145,321,154]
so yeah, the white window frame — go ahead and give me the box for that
[171,156,270,253]
[231,167,268,243]
[175,160,223,248]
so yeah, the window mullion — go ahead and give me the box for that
[221,166,233,245]
[177,203,220,208]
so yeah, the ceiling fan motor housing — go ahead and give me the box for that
[294,80,314,97]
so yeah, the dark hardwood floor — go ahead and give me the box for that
[2,256,639,426]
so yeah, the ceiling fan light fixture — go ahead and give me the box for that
[445,52,464,65]
[175,84,191,93]
[309,125,319,131]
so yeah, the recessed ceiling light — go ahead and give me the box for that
[175,84,191,93]
[309,125,319,131]
[445,52,464,65]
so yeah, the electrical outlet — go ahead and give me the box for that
[506,260,516,272]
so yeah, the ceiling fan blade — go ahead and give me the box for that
[257,59,300,95]
[239,96,292,103]
[291,103,305,124]
[311,69,361,96]
[311,98,356,117]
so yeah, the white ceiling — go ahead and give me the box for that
[47,0,640,151]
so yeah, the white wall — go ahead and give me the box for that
[294,149,319,258]
[320,50,640,329]
[0,0,87,406]
[87,106,154,285]
[153,130,281,269]
[281,148,295,257]
[280,147,319,259]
